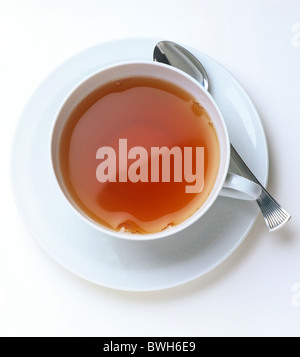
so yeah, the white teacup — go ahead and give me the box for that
[51,61,261,240]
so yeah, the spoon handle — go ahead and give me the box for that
[230,144,291,231]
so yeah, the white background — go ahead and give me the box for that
[1,0,300,337]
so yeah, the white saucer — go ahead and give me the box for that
[11,38,268,291]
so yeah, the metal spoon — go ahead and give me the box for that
[153,40,291,231]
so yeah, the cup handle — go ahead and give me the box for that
[220,173,262,200]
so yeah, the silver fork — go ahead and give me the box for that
[231,145,291,231]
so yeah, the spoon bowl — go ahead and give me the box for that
[154,41,209,91]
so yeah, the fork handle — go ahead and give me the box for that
[230,144,291,231]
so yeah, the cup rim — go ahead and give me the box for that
[50,60,230,241]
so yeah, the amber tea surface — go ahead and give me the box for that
[59,76,220,234]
